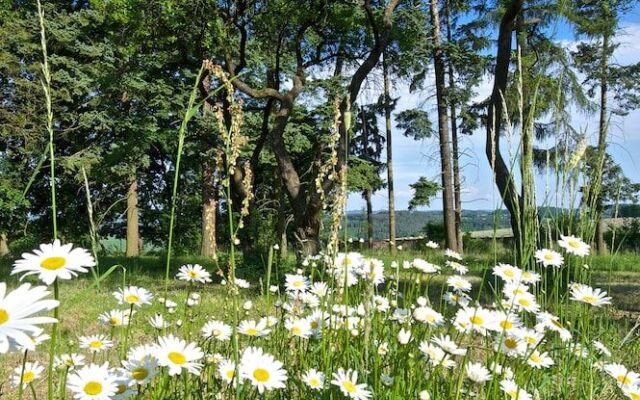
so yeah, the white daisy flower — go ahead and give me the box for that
[432,334,466,356]
[496,335,526,357]
[67,362,119,400]
[593,340,611,357]
[534,249,564,267]
[466,362,491,383]
[239,347,288,393]
[310,282,329,297]
[285,274,309,292]
[447,275,472,292]
[397,328,412,345]
[202,320,232,341]
[303,368,325,390]
[444,249,463,260]
[113,286,153,307]
[331,368,371,400]
[604,363,640,388]
[155,335,203,376]
[98,309,130,328]
[500,379,532,400]
[120,356,157,386]
[446,260,468,274]
[218,359,238,384]
[412,258,441,274]
[454,307,496,336]
[570,283,612,307]
[79,334,113,353]
[0,283,58,353]
[558,234,590,256]
[176,264,212,283]
[12,361,44,389]
[148,314,170,330]
[234,278,251,289]
[413,306,444,326]
[239,319,270,337]
[54,353,86,370]
[127,344,156,363]
[285,318,312,339]
[419,342,456,368]
[493,263,523,283]
[425,240,439,249]
[12,240,96,285]
[526,350,554,369]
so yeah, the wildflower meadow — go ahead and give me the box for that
[2,0,640,399]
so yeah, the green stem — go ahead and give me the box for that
[164,65,205,296]
[18,350,28,400]
[47,280,59,400]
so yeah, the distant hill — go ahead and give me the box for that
[342,206,640,240]
[342,209,513,240]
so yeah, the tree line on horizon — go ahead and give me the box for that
[1,0,640,263]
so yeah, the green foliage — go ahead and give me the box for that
[395,109,435,140]
[408,177,440,210]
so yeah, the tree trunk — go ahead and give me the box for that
[430,0,458,252]
[383,52,397,255]
[125,175,140,257]
[365,189,374,248]
[516,16,539,268]
[444,0,463,253]
[486,0,525,256]
[201,158,218,258]
[276,176,288,259]
[0,233,8,256]
[595,32,610,255]
[294,213,321,256]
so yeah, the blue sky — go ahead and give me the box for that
[347,8,640,212]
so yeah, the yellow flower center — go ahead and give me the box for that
[22,371,35,384]
[310,321,318,329]
[504,269,515,278]
[40,256,66,270]
[309,377,321,387]
[109,317,121,325]
[89,340,103,349]
[469,316,484,326]
[291,326,302,336]
[125,294,140,303]
[188,271,198,278]
[628,392,640,400]
[293,280,303,288]
[213,329,222,337]
[253,368,270,383]
[582,295,597,305]
[505,338,518,349]
[529,353,542,363]
[342,380,357,393]
[168,351,186,365]
[117,384,127,394]
[226,369,235,379]
[500,320,513,330]
[245,327,258,336]
[568,239,580,249]
[132,367,149,380]
[0,309,9,325]
[518,298,531,307]
[544,253,554,261]
[618,375,633,386]
[84,381,103,395]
